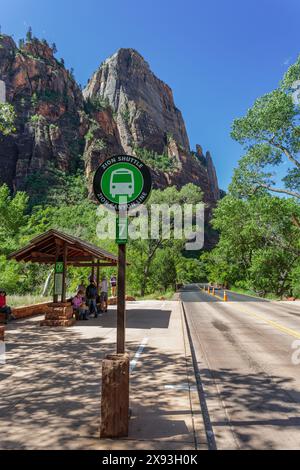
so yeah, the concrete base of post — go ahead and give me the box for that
[100,353,130,438]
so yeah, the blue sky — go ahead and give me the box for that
[1,0,300,190]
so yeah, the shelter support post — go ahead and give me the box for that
[96,261,100,296]
[91,258,95,282]
[53,244,60,303]
[61,243,68,303]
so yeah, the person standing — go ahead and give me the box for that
[77,282,86,295]
[110,275,117,297]
[86,280,99,318]
[100,276,108,313]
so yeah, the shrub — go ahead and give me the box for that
[134,146,176,172]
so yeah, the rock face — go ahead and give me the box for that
[84,49,189,155]
[195,145,220,201]
[83,48,220,203]
[0,35,220,206]
[0,34,84,191]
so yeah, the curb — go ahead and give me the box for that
[180,301,217,450]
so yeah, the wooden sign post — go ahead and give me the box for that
[117,243,126,354]
[93,155,152,438]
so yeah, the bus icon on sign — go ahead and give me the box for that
[110,169,134,198]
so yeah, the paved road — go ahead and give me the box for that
[199,284,268,302]
[180,284,300,450]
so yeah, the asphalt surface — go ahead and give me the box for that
[198,284,268,302]
[180,284,300,450]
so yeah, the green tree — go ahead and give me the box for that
[0,184,29,250]
[0,103,16,135]
[176,257,205,284]
[26,26,33,42]
[126,184,203,296]
[291,263,300,298]
[249,247,295,297]
[134,146,177,172]
[18,38,25,49]
[231,56,300,200]
[0,185,35,294]
[204,194,300,297]
[151,249,177,292]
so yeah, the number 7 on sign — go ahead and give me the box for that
[116,216,128,244]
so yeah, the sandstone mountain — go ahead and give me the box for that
[0,34,220,206]
[0,34,84,193]
[84,48,190,154]
[83,48,220,203]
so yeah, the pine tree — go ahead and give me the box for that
[26,27,32,42]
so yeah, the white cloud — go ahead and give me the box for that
[283,57,292,66]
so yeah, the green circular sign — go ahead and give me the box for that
[93,155,152,210]
[101,162,144,204]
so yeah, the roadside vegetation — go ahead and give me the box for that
[203,56,300,299]
[9,295,52,308]
[134,146,177,172]
[0,178,204,299]
[1,54,300,301]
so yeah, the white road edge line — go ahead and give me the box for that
[130,337,149,373]
[164,384,197,392]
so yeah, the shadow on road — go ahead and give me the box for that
[86,308,172,329]
[200,366,300,449]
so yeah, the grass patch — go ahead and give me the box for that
[8,295,52,308]
[135,289,175,301]
[230,286,280,300]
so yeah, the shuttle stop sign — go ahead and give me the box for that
[93,155,152,211]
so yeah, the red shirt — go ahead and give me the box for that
[0,295,6,308]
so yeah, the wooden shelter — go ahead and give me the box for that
[8,229,118,303]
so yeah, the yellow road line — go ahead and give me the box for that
[234,307,300,340]
[200,287,300,340]
[200,287,223,301]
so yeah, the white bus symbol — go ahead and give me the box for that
[110,169,134,198]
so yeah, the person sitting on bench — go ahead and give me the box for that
[72,290,88,321]
[0,290,15,324]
